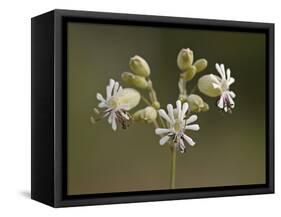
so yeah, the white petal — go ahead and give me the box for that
[185,115,198,124]
[185,124,200,131]
[117,86,123,93]
[217,96,224,109]
[103,111,110,118]
[228,91,236,98]
[228,77,235,85]
[159,109,172,124]
[113,81,120,95]
[107,112,113,124]
[111,117,117,131]
[226,68,231,80]
[109,78,115,87]
[167,104,175,123]
[226,93,235,108]
[176,100,182,120]
[220,64,226,80]
[179,139,186,153]
[120,111,130,120]
[96,93,105,102]
[159,135,170,145]
[106,79,115,99]
[180,102,189,121]
[216,63,225,80]
[155,128,171,135]
[106,86,111,100]
[183,134,195,146]
[98,102,107,108]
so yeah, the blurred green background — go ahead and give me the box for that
[67,22,266,195]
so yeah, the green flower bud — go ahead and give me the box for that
[133,106,157,123]
[202,102,209,112]
[109,88,141,110]
[152,101,160,109]
[129,55,151,77]
[178,94,188,102]
[187,94,209,112]
[121,72,149,89]
[177,48,194,71]
[180,65,197,81]
[194,58,208,73]
[198,74,221,97]
[121,71,134,83]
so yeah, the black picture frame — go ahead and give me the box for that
[31,9,274,207]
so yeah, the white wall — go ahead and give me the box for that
[0,0,279,216]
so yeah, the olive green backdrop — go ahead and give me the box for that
[67,22,266,195]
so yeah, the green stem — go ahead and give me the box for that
[189,85,198,94]
[178,78,188,101]
[147,79,160,108]
[170,146,177,189]
[158,115,166,128]
[141,95,152,106]
[152,120,160,129]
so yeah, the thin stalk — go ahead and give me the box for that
[147,79,160,107]
[141,95,152,106]
[189,85,198,95]
[170,146,177,189]
[152,120,160,129]
[158,115,166,128]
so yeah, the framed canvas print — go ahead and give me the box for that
[31,9,274,207]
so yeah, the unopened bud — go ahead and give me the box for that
[177,48,194,71]
[129,55,151,77]
[180,65,197,81]
[152,101,160,109]
[194,58,208,73]
[202,102,209,112]
[133,106,157,123]
[121,72,149,89]
[187,94,209,112]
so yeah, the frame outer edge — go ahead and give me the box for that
[268,23,275,193]
[31,10,55,207]
[49,9,275,207]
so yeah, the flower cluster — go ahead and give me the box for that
[92,48,236,154]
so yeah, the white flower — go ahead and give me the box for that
[198,63,236,113]
[96,79,140,131]
[155,100,200,153]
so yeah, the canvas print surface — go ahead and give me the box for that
[67,22,266,195]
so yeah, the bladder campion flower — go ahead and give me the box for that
[198,63,236,112]
[96,79,140,130]
[155,100,200,153]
